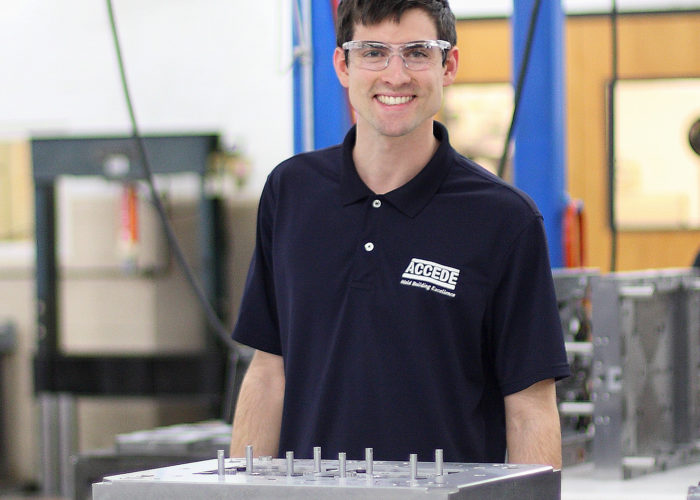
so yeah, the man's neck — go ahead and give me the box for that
[352,121,439,195]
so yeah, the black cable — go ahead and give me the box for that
[608,0,619,272]
[105,0,239,352]
[497,0,543,180]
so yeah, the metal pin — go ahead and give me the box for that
[365,447,374,477]
[314,446,322,473]
[245,445,254,473]
[339,452,347,478]
[410,453,418,482]
[286,451,294,476]
[217,449,225,479]
[435,448,444,476]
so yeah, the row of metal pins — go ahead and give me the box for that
[240,445,445,479]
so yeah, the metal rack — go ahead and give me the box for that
[30,134,227,496]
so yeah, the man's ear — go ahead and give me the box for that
[442,46,459,87]
[333,47,350,88]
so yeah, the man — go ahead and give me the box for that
[230,0,570,468]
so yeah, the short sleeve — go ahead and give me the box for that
[232,177,283,355]
[489,216,570,396]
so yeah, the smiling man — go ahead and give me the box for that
[230,0,570,468]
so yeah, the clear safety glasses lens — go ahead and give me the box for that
[342,40,451,71]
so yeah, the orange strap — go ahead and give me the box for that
[563,200,585,268]
[121,183,139,245]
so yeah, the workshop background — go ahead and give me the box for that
[0,0,699,499]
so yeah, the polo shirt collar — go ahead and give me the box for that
[340,121,452,218]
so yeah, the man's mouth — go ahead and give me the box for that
[376,95,414,106]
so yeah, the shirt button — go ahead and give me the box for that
[364,242,374,252]
[372,199,382,208]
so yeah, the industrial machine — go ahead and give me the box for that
[30,134,229,497]
[591,268,700,478]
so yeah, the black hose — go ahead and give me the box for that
[608,0,619,272]
[105,0,239,351]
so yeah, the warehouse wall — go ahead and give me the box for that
[0,0,294,191]
[453,11,700,271]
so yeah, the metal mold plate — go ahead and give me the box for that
[93,457,559,500]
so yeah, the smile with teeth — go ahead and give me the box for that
[376,95,414,106]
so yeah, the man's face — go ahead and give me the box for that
[333,8,458,140]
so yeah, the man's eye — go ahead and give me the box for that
[362,49,387,58]
[404,49,430,59]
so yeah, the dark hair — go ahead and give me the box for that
[335,0,457,47]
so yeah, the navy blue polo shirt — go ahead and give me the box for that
[233,121,570,463]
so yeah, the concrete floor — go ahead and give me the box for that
[562,462,700,500]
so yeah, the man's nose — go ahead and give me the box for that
[382,54,411,83]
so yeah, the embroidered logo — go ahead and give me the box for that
[400,258,460,298]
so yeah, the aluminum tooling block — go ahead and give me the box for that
[591,269,699,478]
[92,455,560,499]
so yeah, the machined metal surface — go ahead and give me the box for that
[92,454,560,500]
[591,268,700,478]
[553,269,598,466]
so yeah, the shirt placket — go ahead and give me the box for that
[349,196,383,289]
